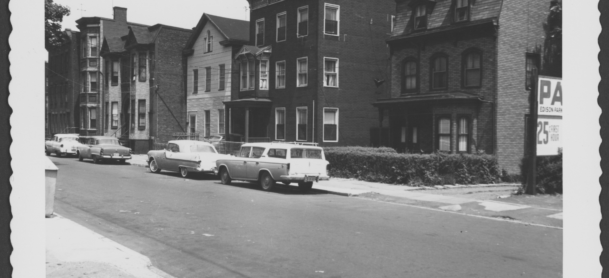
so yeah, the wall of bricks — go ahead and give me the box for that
[496,0,550,173]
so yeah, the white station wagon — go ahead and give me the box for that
[215,142,330,191]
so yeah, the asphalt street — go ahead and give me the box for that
[50,156,562,278]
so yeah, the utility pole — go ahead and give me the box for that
[526,68,538,195]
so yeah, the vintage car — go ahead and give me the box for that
[215,142,330,191]
[147,140,227,178]
[45,134,83,157]
[77,136,132,164]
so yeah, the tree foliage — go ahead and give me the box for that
[45,0,70,50]
[542,0,562,77]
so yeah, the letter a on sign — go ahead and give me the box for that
[551,82,562,105]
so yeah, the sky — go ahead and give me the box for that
[54,0,250,32]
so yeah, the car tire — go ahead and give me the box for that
[45,149,50,156]
[180,167,189,178]
[260,172,276,191]
[298,182,313,192]
[78,153,83,161]
[149,159,161,173]
[219,168,232,185]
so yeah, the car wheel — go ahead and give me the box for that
[260,172,276,191]
[219,168,232,185]
[78,153,83,161]
[180,167,189,178]
[45,149,50,156]
[298,182,313,192]
[148,159,161,173]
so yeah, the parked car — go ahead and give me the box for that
[77,136,132,164]
[204,133,244,155]
[215,142,330,191]
[45,134,82,157]
[147,140,227,178]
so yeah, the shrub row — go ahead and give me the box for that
[324,147,502,186]
[520,153,563,194]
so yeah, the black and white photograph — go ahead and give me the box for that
[4,0,604,277]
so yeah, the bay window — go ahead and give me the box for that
[89,72,97,92]
[89,108,97,129]
[260,60,269,89]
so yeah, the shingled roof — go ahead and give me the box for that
[184,13,250,50]
[391,0,502,40]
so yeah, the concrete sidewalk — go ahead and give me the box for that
[46,214,173,278]
[126,154,562,228]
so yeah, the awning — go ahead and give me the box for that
[223,98,273,108]
[372,92,488,107]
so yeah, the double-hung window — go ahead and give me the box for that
[275,61,286,88]
[205,30,213,52]
[414,5,427,30]
[256,19,265,46]
[89,72,97,92]
[437,117,451,152]
[205,67,211,92]
[463,50,481,87]
[111,102,118,129]
[193,69,198,93]
[82,73,88,92]
[323,108,338,142]
[324,58,339,87]
[111,60,119,86]
[139,52,147,81]
[219,64,226,90]
[275,108,285,140]
[455,0,470,22]
[89,37,98,57]
[431,55,448,90]
[324,4,339,35]
[296,107,308,141]
[297,57,308,87]
[218,109,225,134]
[204,110,211,137]
[260,60,269,90]
[402,59,418,93]
[457,117,469,152]
[89,108,97,129]
[131,53,137,82]
[297,6,309,37]
[138,100,146,130]
[189,112,197,134]
[277,12,286,42]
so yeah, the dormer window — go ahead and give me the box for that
[414,5,427,30]
[455,0,470,22]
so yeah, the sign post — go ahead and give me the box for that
[526,73,563,194]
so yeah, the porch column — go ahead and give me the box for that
[378,108,384,147]
[245,107,250,142]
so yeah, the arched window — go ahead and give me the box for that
[402,58,418,93]
[431,54,448,90]
[463,49,481,87]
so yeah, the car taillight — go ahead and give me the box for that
[60,144,63,148]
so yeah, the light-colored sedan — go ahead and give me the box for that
[215,142,330,191]
[77,136,132,164]
[45,134,83,157]
[147,140,226,178]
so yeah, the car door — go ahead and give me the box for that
[162,143,180,172]
[246,147,266,180]
[171,143,198,169]
[230,147,250,179]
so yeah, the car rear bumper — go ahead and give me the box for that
[100,155,132,160]
[279,175,330,182]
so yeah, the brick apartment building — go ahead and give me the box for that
[223,0,395,145]
[46,29,80,136]
[183,14,249,139]
[373,0,551,173]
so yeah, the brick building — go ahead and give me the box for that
[183,14,249,139]
[223,0,395,145]
[373,0,550,173]
[46,29,80,136]
[99,12,192,153]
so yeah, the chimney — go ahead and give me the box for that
[113,7,127,23]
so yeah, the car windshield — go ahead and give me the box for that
[59,137,78,142]
[190,144,217,153]
[290,148,323,159]
[98,139,119,145]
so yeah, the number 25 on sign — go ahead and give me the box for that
[536,117,561,156]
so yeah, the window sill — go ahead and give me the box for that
[324,33,339,36]
[297,34,308,38]
[323,85,339,88]
[323,140,338,143]
[297,85,308,88]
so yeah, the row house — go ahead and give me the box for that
[46,29,80,136]
[183,14,249,139]
[374,0,550,173]
[223,0,395,145]
[100,20,191,153]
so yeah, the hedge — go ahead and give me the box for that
[324,147,502,186]
[520,153,563,194]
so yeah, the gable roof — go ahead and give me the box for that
[184,13,250,50]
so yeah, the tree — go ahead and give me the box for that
[45,0,70,50]
[542,0,562,77]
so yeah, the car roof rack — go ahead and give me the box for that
[270,141,319,146]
